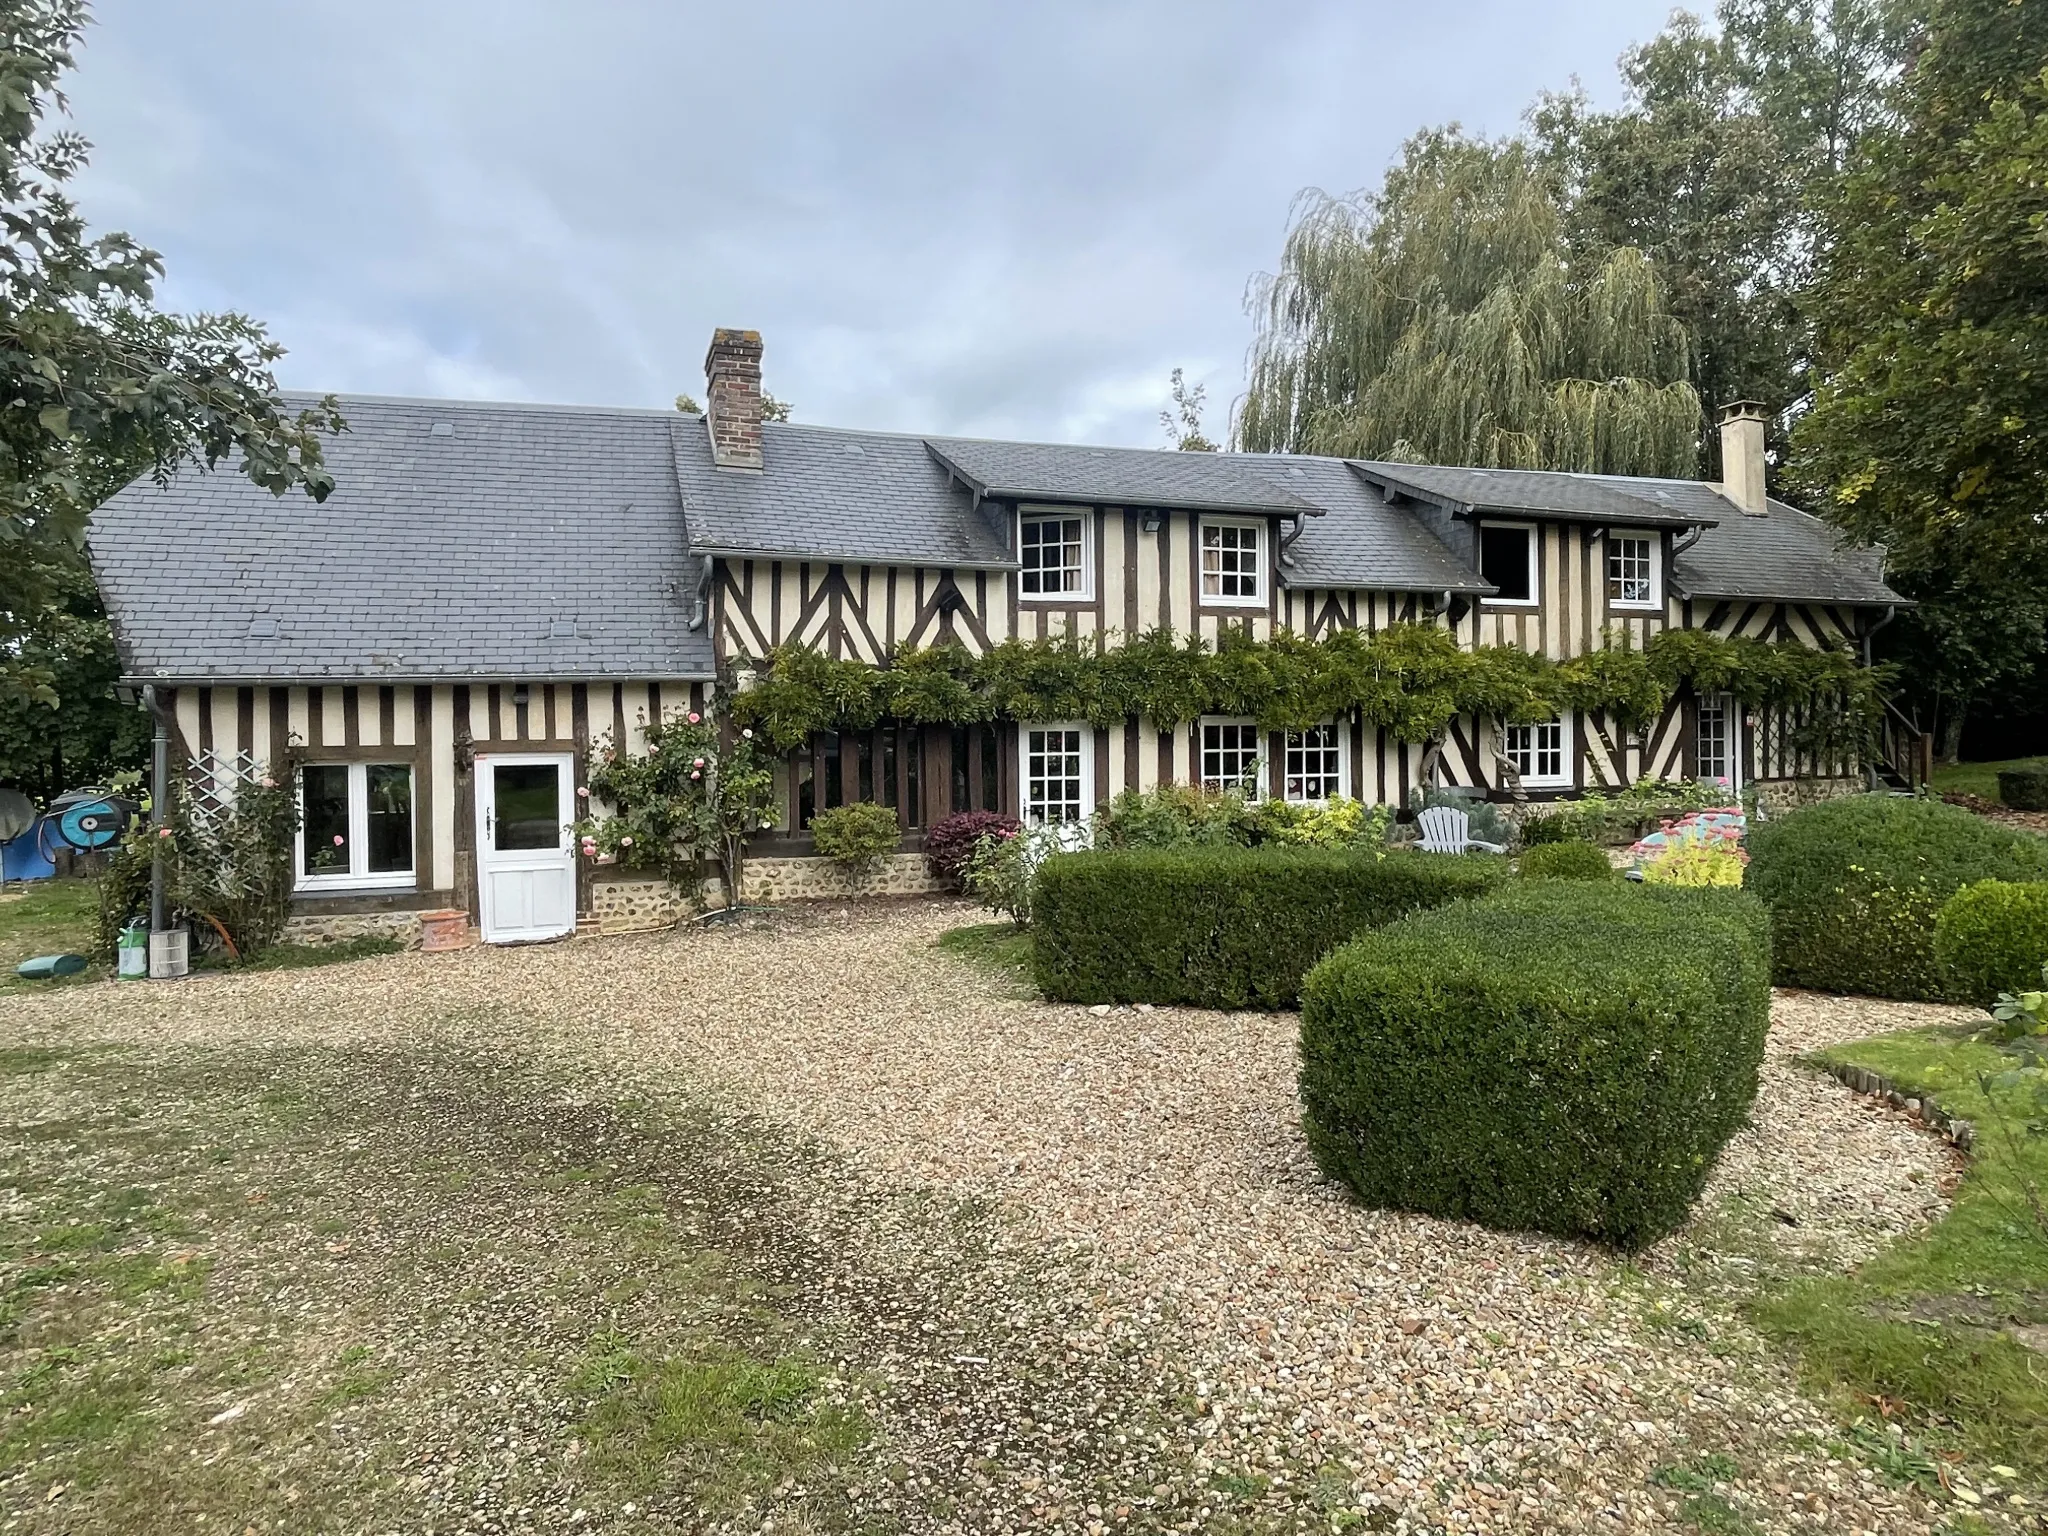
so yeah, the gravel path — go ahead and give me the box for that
[6,903,1997,1533]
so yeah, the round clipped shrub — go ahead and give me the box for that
[1998,763,2048,812]
[923,810,1019,888]
[1517,840,1614,881]
[1745,794,2048,1000]
[1300,881,1771,1250]
[809,802,902,897]
[1935,880,2048,1006]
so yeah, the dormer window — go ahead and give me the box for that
[1606,530,1660,609]
[1199,518,1264,607]
[1479,522,1536,606]
[1019,506,1091,600]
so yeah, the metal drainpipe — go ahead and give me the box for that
[145,684,166,935]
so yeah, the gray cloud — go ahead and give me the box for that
[69,0,1672,445]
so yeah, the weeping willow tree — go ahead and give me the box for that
[1237,130,1702,475]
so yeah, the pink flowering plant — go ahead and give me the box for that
[570,711,780,908]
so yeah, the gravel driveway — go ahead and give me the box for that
[6,901,1989,1534]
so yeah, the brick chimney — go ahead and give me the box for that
[1716,400,1769,516]
[704,327,764,471]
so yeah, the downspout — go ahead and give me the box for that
[1670,525,1705,562]
[683,553,715,631]
[144,684,166,937]
[1278,511,1306,568]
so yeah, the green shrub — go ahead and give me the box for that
[1032,847,1500,1009]
[808,802,901,900]
[1745,794,2048,1000]
[1998,764,2048,812]
[1299,882,1771,1250]
[1935,880,2048,1007]
[1090,784,1252,849]
[1517,841,1614,881]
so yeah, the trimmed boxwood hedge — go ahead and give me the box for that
[1299,881,1771,1250]
[1998,763,2048,811]
[1031,847,1501,1009]
[1745,794,2048,1000]
[1516,840,1615,881]
[1934,879,2048,1006]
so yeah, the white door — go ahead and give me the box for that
[476,753,576,944]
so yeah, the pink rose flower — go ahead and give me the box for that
[576,786,590,798]
[690,770,701,780]
[333,834,345,846]
[693,757,705,768]
[620,836,633,847]
[688,711,701,724]
[156,827,171,839]
[260,776,276,789]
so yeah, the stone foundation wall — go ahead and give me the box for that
[283,908,424,948]
[1753,776,1864,817]
[587,852,944,933]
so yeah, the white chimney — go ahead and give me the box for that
[1717,400,1769,516]
[704,327,764,471]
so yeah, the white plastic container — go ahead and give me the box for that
[148,929,189,980]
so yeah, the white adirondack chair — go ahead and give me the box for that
[1415,804,1507,855]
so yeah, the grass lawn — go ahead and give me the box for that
[1932,757,2048,804]
[934,920,1035,996]
[0,1044,887,1532]
[1,877,402,995]
[1759,1025,2048,1491]
[0,880,101,996]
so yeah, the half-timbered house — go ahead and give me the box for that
[89,328,1903,944]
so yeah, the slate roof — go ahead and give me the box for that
[1353,461,1711,529]
[90,395,718,683]
[673,418,1012,568]
[89,390,1901,686]
[1233,456,1493,593]
[926,436,1321,516]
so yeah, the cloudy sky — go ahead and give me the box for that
[69,0,1675,447]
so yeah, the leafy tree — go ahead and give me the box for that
[0,1,341,729]
[1160,367,1217,451]
[1534,0,1913,479]
[1794,0,2048,576]
[1790,0,2048,756]
[0,541,144,799]
[1237,129,1700,475]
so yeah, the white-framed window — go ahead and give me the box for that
[297,761,415,890]
[1019,506,1091,600]
[1283,721,1347,804]
[1502,713,1571,789]
[1199,518,1264,606]
[1696,693,1740,790]
[1606,529,1660,608]
[1478,521,1537,606]
[1021,723,1092,824]
[1199,717,1264,797]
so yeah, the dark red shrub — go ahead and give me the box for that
[925,810,1020,887]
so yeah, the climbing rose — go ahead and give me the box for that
[156,826,171,839]
[690,770,701,780]
[693,757,705,768]
[333,834,345,846]
[576,786,590,798]
[620,836,633,846]
[688,711,701,724]
[260,776,276,789]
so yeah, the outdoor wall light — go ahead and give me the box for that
[1141,511,1163,534]
[512,685,530,707]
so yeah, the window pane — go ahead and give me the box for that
[493,764,561,850]
[1021,516,1085,595]
[1200,721,1262,795]
[1480,526,1532,600]
[1025,727,1085,823]
[1284,722,1342,802]
[302,764,350,877]
[1607,536,1653,604]
[365,764,413,874]
[1200,523,1260,600]
[1698,697,1730,782]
